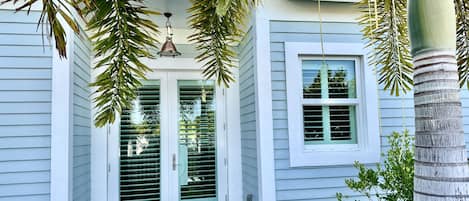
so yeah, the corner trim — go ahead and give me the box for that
[51,26,74,200]
[254,10,277,201]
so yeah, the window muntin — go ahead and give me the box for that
[301,59,358,145]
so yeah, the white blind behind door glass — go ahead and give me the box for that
[119,81,161,201]
[178,80,217,201]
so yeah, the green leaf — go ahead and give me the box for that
[455,0,469,88]
[188,0,257,87]
[215,0,231,16]
[356,0,413,96]
[86,0,160,127]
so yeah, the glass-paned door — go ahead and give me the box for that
[119,81,161,201]
[115,72,226,201]
[178,80,217,201]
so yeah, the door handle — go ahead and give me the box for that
[172,153,176,171]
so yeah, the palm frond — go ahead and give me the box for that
[1,0,81,58]
[357,0,413,96]
[455,0,469,88]
[188,0,258,86]
[87,0,159,127]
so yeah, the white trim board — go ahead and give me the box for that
[51,23,74,201]
[90,60,109,201]
[261,0,360,23]
[284,42,381,167]
[225,68,243,201]
[254,9,277,201]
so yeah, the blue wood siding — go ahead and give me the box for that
[72,33,92,201]
[239,27,260,201]
[0,9,52,201]
[462,90,469,154]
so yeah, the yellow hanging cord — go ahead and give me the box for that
[374,0,378,30]
[318,0,326,64]
[368,0,377,73]
[389,0,406,129]
[369,0,385,135]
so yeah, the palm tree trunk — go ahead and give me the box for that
[409,0,469,200]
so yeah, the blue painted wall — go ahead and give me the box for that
[239,26,260,201]
[72,32,92,201]
[0,9,52,201]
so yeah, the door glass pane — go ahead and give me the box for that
[178,80,217,201]
[119,81,161,201]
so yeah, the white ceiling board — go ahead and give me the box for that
[145,0,192,29]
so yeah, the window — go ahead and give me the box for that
[302,59,358,145]
[285,42,380,167]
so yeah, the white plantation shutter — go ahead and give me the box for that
[329,106,356,142]
[303,106,324,141]
[119,81,161,201]
[302,60,357,144]
[178,80,217,200]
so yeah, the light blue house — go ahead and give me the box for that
[1,0,468,201]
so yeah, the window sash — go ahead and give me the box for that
[303,105,357,145]
[301,59,358,145]
[302,59,357,99]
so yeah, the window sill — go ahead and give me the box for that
[290,148,380,167]
[304,144,359,152]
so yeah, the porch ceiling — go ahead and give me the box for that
[146,0,192,29]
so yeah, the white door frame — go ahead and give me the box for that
[105,69,230,201]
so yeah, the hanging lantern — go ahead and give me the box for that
[158,12,182,57]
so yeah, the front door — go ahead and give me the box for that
[114,71,227,201]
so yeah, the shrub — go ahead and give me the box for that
[336,130,414,201]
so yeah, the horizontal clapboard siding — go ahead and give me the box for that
[238,27,260,201]
[270,21,372,201]
[0,9,51,201]
[72,32,92,201]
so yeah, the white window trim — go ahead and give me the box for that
[285,42,380,167]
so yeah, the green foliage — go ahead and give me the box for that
[358,0,469,94]
[86,0,160,127]
[188,0,258,86]
[455,0,469,88]
[1,0,81,58]
[336,130,414,201]
[357,0,413,96]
